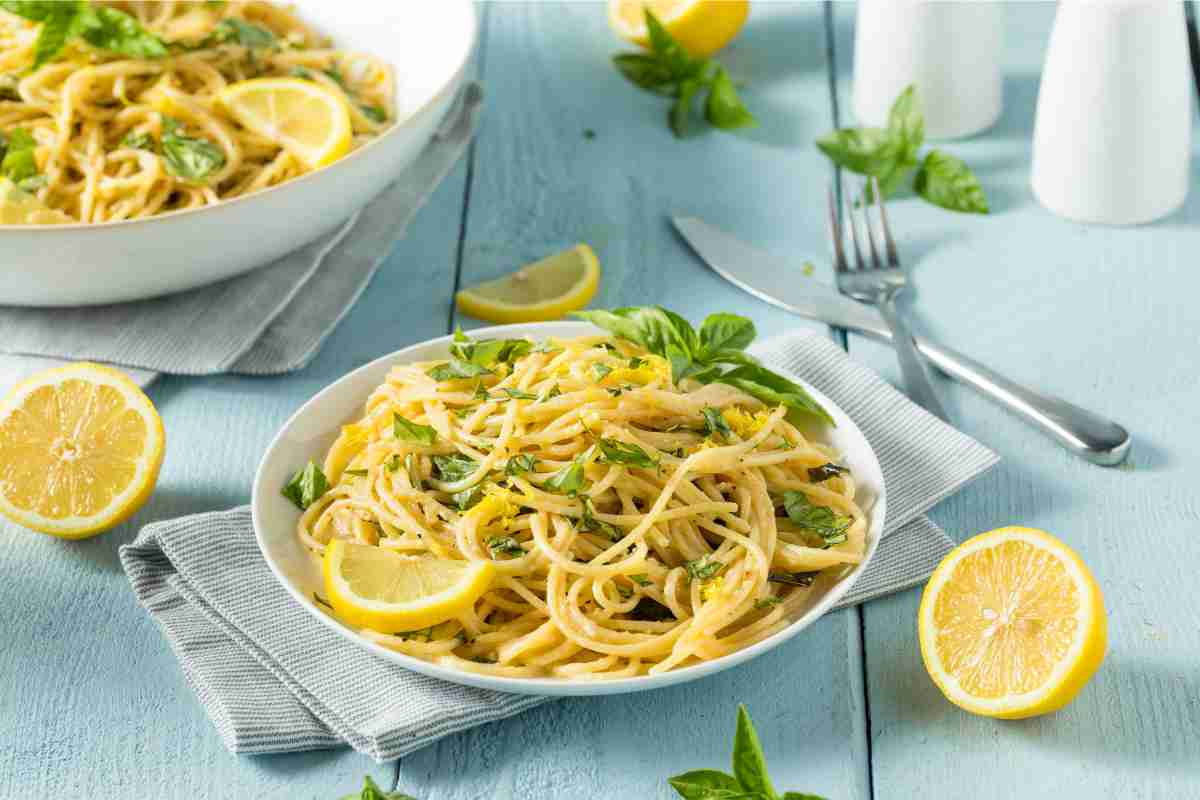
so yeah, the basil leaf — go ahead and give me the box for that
[500,388,537,400]
[596,437,658,468]
[452,485,483,511]
[120,131,156,152]
[815,126,901,177]
[450,332,532,368]
[701,407,732,440]
[612,52,676,95]
[281,461,328,510]
[754,597,783,610]
[768,571,817,587]
[0,127,39,185]
[628,356,646,369]
[913,149,989,214]
[668,770,742,800]
[577,497,623,542]
[504,454,537,477]
[630,573,651,586]
[473,381,491,401]
[644,8,705,81]
[77,5,168,59]
[710,364,833,426]
[782,491,851,547]
[698,313,756,358]
[346,775,418,800]
[887,84,923,162]
[669,77,702,138]
[807,463,847,483]
[392,414,437,446]
[704,65,756,130]
[539,383,562,402]
[427,358,491,382]
[486,535,525,558]
[591,362,613,381]
[628,597,674,621]
[731,705,776,799]
[383,454,401,473]
[360,104,388,123]
[542,456,585,496]
[431,453,478,483]
[161,117,225,183]
[685,557,722,582]
[29,1,82,70]
[206,17,275,48]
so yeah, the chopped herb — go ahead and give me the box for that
[473,381,491,401]
[204,17,276,48]
[768,571,818,587]
[630,573,652,586]
[161,116,225,183]
[701,406,732,440]
[0,73,19,101]
[754,596,783,610]
[342,469,368,478]
[452,485,483,511]
[397,625,435,642]
[542,455,586,496]
[596,437,658,468]
[312,593,333,609]
[449,329,532,368]
[577,497,623,542]
[486,535,526,558]
[782,491,851,547]
[627,597,675,621]
[360,104,388,123]
[120,130,156,152]
[427,358,491,382]
[616,584,633,599]
[432,453,479,483]
[1,1,168,70]
[540,383,562,402]
[807,463,848,483]
[392,413,438,446]
[501,388,538,400]
[591,362,613,381]
[383,454,401,473]
[0,127,43,190]
[504,454,538,477]
[685,558,723,583]
[628,356,647,369]
[281,461,328,510]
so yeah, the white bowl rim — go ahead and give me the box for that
[0,0,477,233]
[251,321,886,697]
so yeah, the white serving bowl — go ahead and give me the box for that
[0,0,476,306]
[251,322,886,697]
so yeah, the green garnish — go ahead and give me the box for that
[427,358,491,382]
[816,85,987,214]
[596,437,658,469]
[542,454,586,496]
[337,775,420,800]
[392,413,437,446]
[0,1,168,70]
[204,17,275,48]
[500,388,538,401]
[571,307,832,426]
[452,485,483,511]
[431,453,478,483]
[383,454,401,473]
[486,536,525,559]
[0,127,43,191]
[281,461,328,510]
[768,571,818,587]
[701,407,732,441]
[540,383,562,402]
[630,573,652,586]
[161,116,225,183]
[782,491,851,547]
[449,328,532,368]
[577,497,623,542]
[120,130,156,152]
[611,9,755,138]
[628,356,647,369]
[360,104,388,123]
[685,557,723,583]
[591,362,613,381]
[753,596,783,610]
[807,463,848,483]
[473,381,491,401]
[504,454,538,477]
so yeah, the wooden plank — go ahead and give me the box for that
[0,140,472,800]
[827,3,1200,797]
[399,4,869,799]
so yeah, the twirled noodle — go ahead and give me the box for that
[0,1,393,223]
[298,333,868,679]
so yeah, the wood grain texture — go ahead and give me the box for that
[829,3,1200,796]
[0,151,472,800]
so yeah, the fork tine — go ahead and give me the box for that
[871,176,901,266]
[843,192,865,270]
[861,181,883,269]
[827,182,848,274]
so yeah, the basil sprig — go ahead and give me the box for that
[816,85,988,214]
[281,461,329,510]
[0,127,45,191]
[612,9,754,138]
[1,1,167,70]
[392,414,437,446]
[161,117,225,183]
[668,705,826,800]
[572,307,833,426]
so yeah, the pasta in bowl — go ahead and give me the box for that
[253,317,885,696]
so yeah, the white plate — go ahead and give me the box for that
[251,322,885,696]
[0,0,476,306]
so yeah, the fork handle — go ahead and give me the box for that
[876,294,951,422]
[859,326,1131,465]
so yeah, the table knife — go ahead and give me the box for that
[672,215,1131,466]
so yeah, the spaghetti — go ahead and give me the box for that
[298,331,868,679]
[0,1,392,223]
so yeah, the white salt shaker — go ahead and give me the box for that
[1031,0,1192,225]
[852,0,1004,140]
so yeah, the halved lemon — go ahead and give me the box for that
[323,539,495,632]
[0,363,165,538]
[456,244,601,324]
[0,178,74,225]
[608,0,750,59]
[918,526,1106,719]
[217,78,352,169]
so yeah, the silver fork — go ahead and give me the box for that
[828,178,949,421]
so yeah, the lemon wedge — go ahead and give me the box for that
[608,0,750,58]
[455,244,601,324]
[919,526,1107,719]
[0,363,165,538]
[0,178,73,225]
[323,540,495,633]
[217,78,352,169]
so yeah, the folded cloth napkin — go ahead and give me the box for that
[119,331,998,762]
[0,83,484,390]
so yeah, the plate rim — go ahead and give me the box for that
[251,321,886,697]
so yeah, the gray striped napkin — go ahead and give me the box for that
[0,83,483,390]
[119,331,997,762]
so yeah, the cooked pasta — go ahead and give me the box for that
[297,331,869,679]
[0,0,393,223]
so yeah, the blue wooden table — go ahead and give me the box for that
[2,3,1198,797]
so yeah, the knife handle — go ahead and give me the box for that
[899,334,1131,465]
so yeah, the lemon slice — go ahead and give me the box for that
[0,178,74,225]
[0,363,165,538]
[455,244,601,324]
[919,526,1107,719]
[608,0,750,58]
[323,540,495,632]
[217,78,352,169]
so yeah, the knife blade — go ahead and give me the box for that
[671,214,1132,466]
